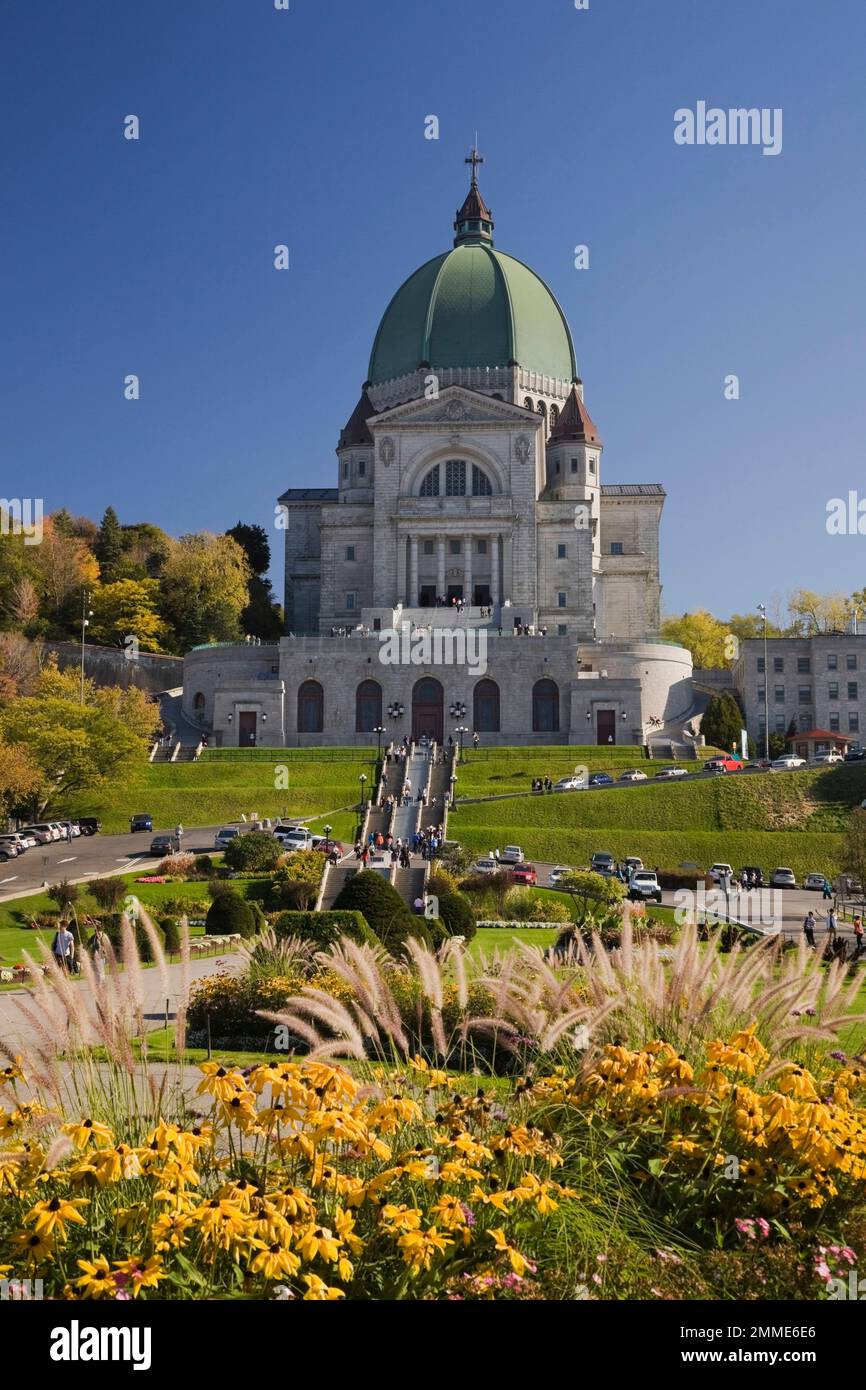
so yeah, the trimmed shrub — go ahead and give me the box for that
[436,891,477,942]
[206,892,256,939]
[207,879,234,900]
[273,909,376,949]
[224,831,283,873]
[269,852,324,910]
[87,877,128,912]
[159,917,181,954]
[135,918,164,962]
[333,870,428,951]
[193,854,214,875]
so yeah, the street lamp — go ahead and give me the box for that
[758,603,769,760]
[80,590,93,704]
[358,772,368,810]
[449,701,467,720]
[387,701,404,720]
[454,725,469,763]
[373,724,386,761]
[449,772,457,811]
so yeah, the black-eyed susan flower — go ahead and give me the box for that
[61,1118,114,1150]
[26,1195,88,1240]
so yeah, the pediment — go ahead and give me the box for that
[368,386,538,430]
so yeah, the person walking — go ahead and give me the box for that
[826,907,838,946]
[853,915,864,958]
[175,823,184,853]
[473,733,479,752]
[803,911,817,948]
[88,924,108,982]
[52,923,74,973]
[822,876,833,901]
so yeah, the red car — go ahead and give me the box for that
[510,863,537,886]
[706,756,744,774]
[311,838,345,856]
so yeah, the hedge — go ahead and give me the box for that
[333,870,430,950]
[205,892,257,938]
[273,910,376,948]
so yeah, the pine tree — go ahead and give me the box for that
[701,691,743,752]
[95,506,124,580]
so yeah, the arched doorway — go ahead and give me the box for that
[355,679,382,733]
[532,679,560,733]
[297,680,324,734]
[412,677,444,743]
[473,678,500,733]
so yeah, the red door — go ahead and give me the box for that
[596,710,616,746]
[412,677,444,743]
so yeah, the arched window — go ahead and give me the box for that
[537,400,548,421]
[445,459,466,495]
[473,679,500,733]
[193,692,205,712]
[471,464,493,496]
[523,397,534,412]
[420,466,439,496]
[549,404,559,430]
[297,680,324,734]
[355,679,382,733]
[532,679,559,733]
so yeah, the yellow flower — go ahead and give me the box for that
[112,1256,165,1297]
[151,1211,194,1251]
[379,1204,423,1234]
[11,1229,54,1261]
[196,1063,246,1102]
[397,1226,453,1273]
[488,1227,530,1277]
[90,1145,142,1185]
[0,1061,24,1086]
[250,1242,301,1281]
[61,1118,114,1150]
[302,1273,345,1300]
[26,1195,89,1240]
[75,1256,116,1299]
[295,1225,341,1263]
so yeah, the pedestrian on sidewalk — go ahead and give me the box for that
[826,907,838,945]
[822,876,833,901]
[853,915,864,957]
[52,924,74,973]
[803,911,817,948]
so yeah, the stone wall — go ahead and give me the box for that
[46,641,183,694]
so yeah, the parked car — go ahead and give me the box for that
[510,863,537,886]
[554,775,586,792]
[0,847,13,863]
[500,845,524,864]
[590,852,616,877]
[770,756,806,771]
[76,817,101,836]
[149,833,179,856]
[0,838,22,857]
[803,872,828,891]
[276,827,314,851]
[214,826,241,850]
[588,772,614,787]
[547,865,574,886]
[770,866,797,888]
[472,857,499,875]
[844,746,865,763]
[739,865,766,888]
[810,751,844,766]
[654,767,687,780]
[130,814,154,833]
[1,833,31,853]
[619,769,647,782]
[629,870,662,903]
[625,856,644,873]
[708,862,734,884]
[706,756,745,773]
[19,824,56,845]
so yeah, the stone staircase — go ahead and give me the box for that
[392,863,427,910]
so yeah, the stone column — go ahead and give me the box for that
[409,534,419,608]
[490,533,501,607]
[503,531,513,605]
[437,536,446,598]
[464,533,473,606]
[396,531,407,608]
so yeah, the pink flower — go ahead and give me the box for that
[755,1218,770,1238]
[815,1260,832,1283]
[735,1219,756,1239]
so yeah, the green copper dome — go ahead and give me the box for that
[367,177,578,387]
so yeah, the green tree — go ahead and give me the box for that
[700,692,744,752]
[88,579,167,651]
[226,522,283,639]
[333,870,429,950]
[223,831,283,873]
[559,871,626,927]
[94,507,124,582]
[787,589,852,636]
[160,532,251,651]
[206,892,257,938]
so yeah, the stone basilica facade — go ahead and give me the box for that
[183,161,694,748]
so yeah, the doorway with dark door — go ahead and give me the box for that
[238,711,257,747]
[446,584,463,605]
[411,676,444,743]
[596,709,616,746]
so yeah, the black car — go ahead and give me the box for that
[845,747,865,763]
[738,865,766,887]
[130,814,154,833]
[589,772,614,787]
[149,833,179,856]
[77,817,101,836]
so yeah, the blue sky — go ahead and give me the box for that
[2,0,865,619]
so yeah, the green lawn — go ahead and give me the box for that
[56,752,377,836]
[450,762,866,879]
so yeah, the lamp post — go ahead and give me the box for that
[373,724,386,762]
[387,701,404,721]
[758,603,770,760]
[323,823,332,849]
[449,772,456,811]
[449,701,467,720]
[454,724,469,763]
[80,590,93,704]
[358,772,368,811]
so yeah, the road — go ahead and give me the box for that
[0,826,229,901]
